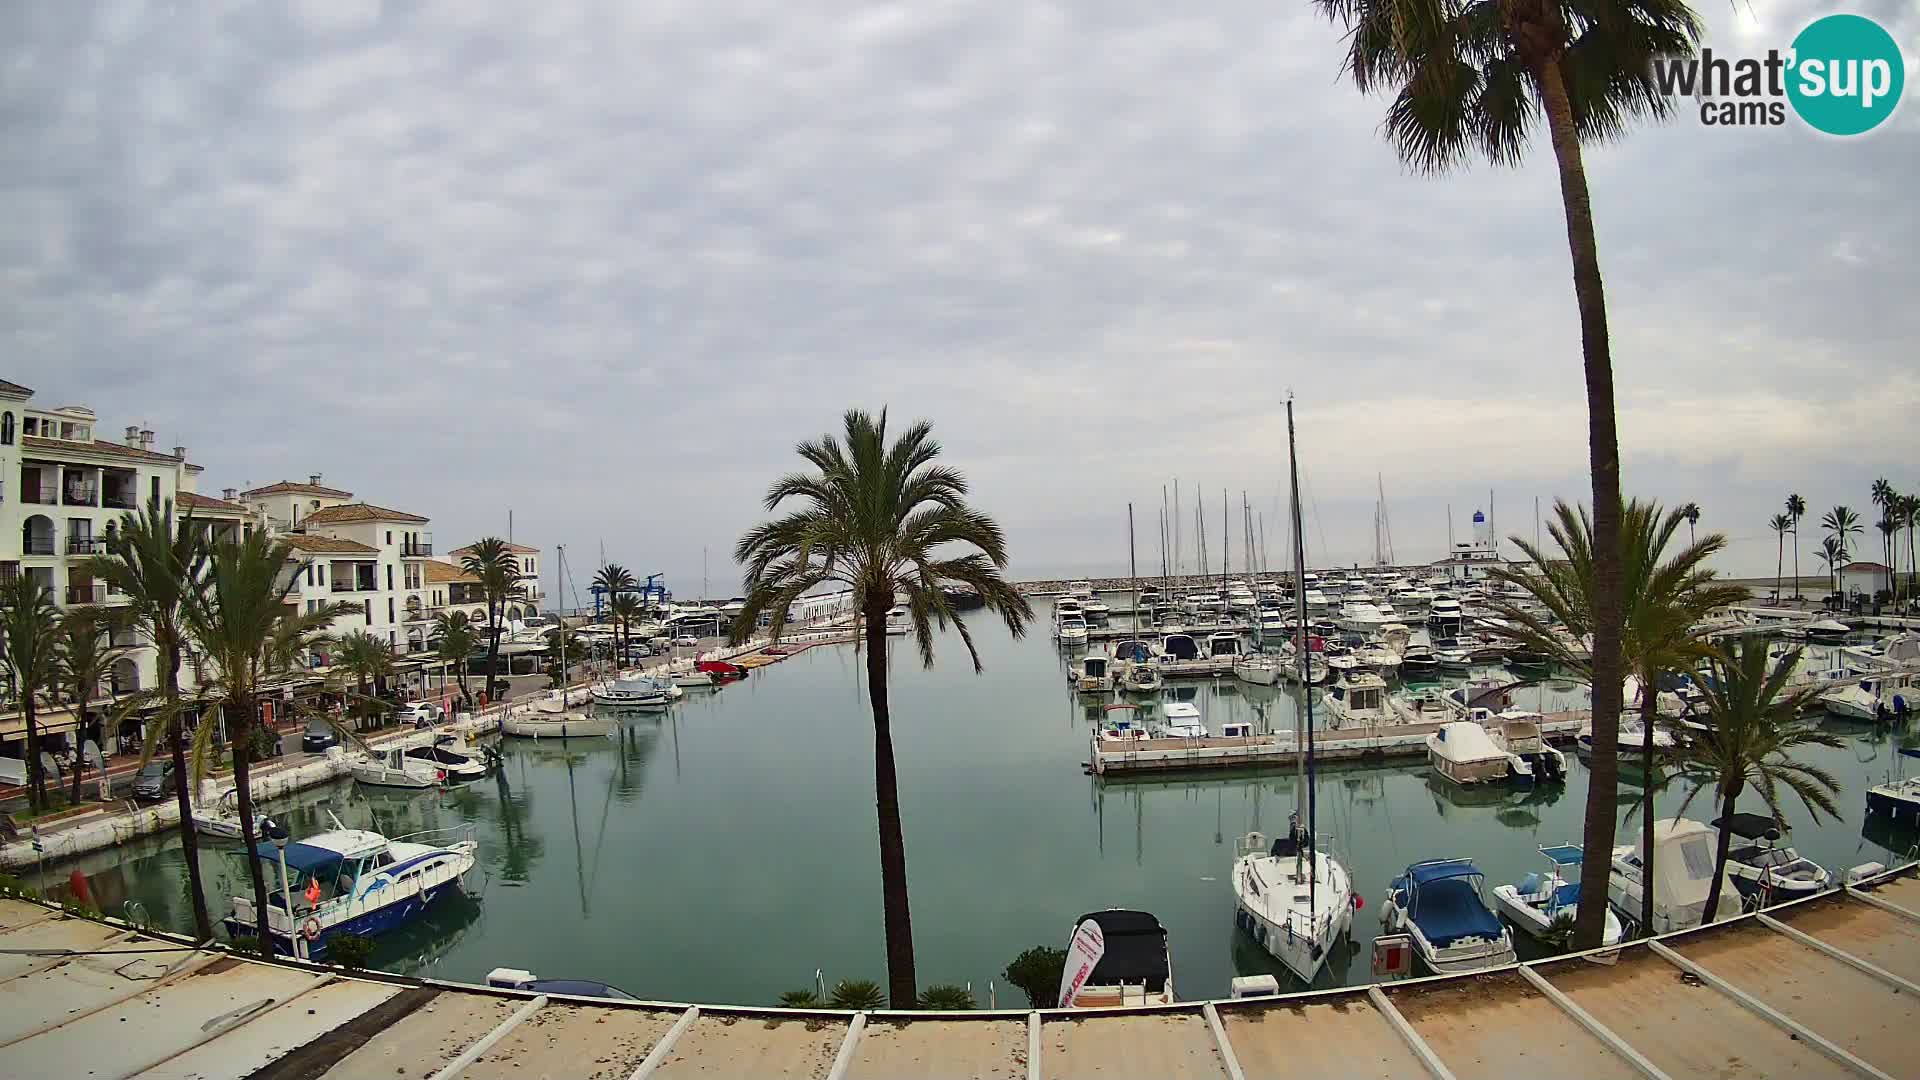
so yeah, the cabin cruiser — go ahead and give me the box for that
[1493,844,1623,946]
[1157,702,1209,739]
[1392,687,1453,725]
[1576,717,1678,758]
[1392,584,1436,611]
[1711,813,1832,900]
[1336,599,1392,634]
[1232,821,1354,986]
[1065,579,1095,599]
[1380,859,1516,974]
[1157,633,1201,662]
[1396,644,1441,680]
[1322,671,1393,729]
[1184,591,1224,614]
[193,789,252,841]
[1426,722,1517,786]
[1819,671,1918,721]
[1063,910,1174,1008]
[1054,596,1084,620]
[1206,632,1243,660]
[1225,584,1258,612]
[1349,640,1403,679]
[1109,640,1164,694]
[502,709,617,738]
[1279,643,1332,686]
[1072,652,1116,694]
[350,746,451,790]
[1485,712,1566,783]
[225,822,477,959]
[1866,748,1920,821]
[1302,589,1332,615]
[1427,595,1464,630]
[1234,654,1282,687]
[592,673,675,708]
[1607,818,1743,933]
[669,659,718,688]
[404,736,491,782]
[1442,676,1520,720]
[1055,613,1090,646]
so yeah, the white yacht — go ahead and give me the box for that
[1157,702,1209,738]
[1184,590,1224,614]
[1336,599,1392,634]
[1066,579,1095,599]
[1072,652,1116,695]
[1866,747,1920,820]
[1234,654,1282,687]
[1062,910,1174,1008]
[1157,633,1202,662]
[1082,594,1111,621]
[502,710,616,738]
[1712,813,1832,901]
[1054,596,1085,620]
[1485,712,1567,784]
[1205,631,1243,660]
[404,738,490,782]
[193,789,251,841]
[1232,824,1354,986]
[1427,595,1464,628]
[349,746,448,790]
[1380,859,1516,975]
[1607,818,1743,933]
[1302,589,1332,615]
[1820,671,1919,721]
[1322,671,1393,729]
[592,673,674,708]
[1056,614,1090,646]
[1426,722,1514,786]
[1493,845,1623,946]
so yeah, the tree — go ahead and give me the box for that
[51,607,131,806]
[1680,503,1700,546]
[461,539,522,703]
[608,593,643,666]
[1822,506,1862,597]
[1309,0,1701,950]
[828,979,887,1010]
[917,984,976,1010]
[1876,515,1898,600]
[1003,945,1067,1008]
[1767,513,1792,604]
[593,564,636,659]
[1487,499,1745,937]
[1902,494,1920,605]
[0,575,61,811]
[777,989,821,1008]
[1816,536,1844,598]
[430,611,477,705]
[1785,494,1807,599]
[1871,479,1896,585]
[84,498,215,941]
[332,631,396,730]
[1663,636,1841,921]
[186,532,354,953]
[731,409,1033,1006]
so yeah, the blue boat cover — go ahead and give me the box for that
[250,842,346,877]
[1407,859,1484,885]
[1411,878,1504,948]
[1539,844,1584,866]
[1552,881,1581,909]
[1901,747,1920,760]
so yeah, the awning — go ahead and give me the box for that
[1407,858,1484,885]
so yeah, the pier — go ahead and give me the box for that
[0,861,1914,1078]
[1088,712,1588,775]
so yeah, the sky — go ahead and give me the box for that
[3,0,1915,599]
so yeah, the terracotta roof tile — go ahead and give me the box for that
[450,541,538,555]
[239,480,356,498]
[296,502,429,525]
[282,535,379,555]
[0,379,32,396]
[21,435,191,465]
[424,561,478,584]
[178,491,250,515]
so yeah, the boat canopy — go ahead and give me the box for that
[1112,640,1151,662]
[1902,747,1920,760]
[1407,858,1485,886]
[1075,910,1169,992]
[1712,813,1784,841]
[1538,844,1584,866]
[1400,860,1502,947]
[249,841,348,878]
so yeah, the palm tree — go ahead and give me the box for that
[430,611,477,705]
[84,498,215,941]
[1663,636,1841,920]
[1871,479,1895,578]
[1876,515,1898,601]
[1902,494,1920,605]
[1785,494,1807,599]
[1680,503,1700,546]
[608,592,643,665]
[1822,506,1862,598]
[0,576,61,811]
[1816,536,1843,598]
[186,532,353,953]
[593,564,636,658]
[1767,513,1792,604]
[332,630,396,730]
[1308,0,1701,949]
[731,409,1032,1006]
[460,539,522,704]
[51,607,131,806]
[1487,499,1745,937]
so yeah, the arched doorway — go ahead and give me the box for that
[22,514,53,556]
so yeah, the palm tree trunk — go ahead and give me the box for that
[1701,784,1739,925]
[69,709,87,806]
[1774,535,1783,604]
[163,636,214,941]
[1637,682,1658,937]
[1792,527,1801,600]
[864,592,917,1007]
[485,602,503,705]
[23,701,43,812]
[228,692,274,954]
[1536,56,1627,953]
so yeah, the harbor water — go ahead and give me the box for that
[24,610,1920,1004]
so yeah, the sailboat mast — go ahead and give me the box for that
[1127,503,1138,614]
[1174,479,1182,579]
[1287,399,1317,911]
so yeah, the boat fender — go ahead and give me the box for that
[1352,893,1363,910]
[301,917,322,941]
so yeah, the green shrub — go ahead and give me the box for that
[827,978,886,1010]
[326,932,376,970]
[917,984,976,1010]
[1003,946,1066,1008]
[777,989,822,1008]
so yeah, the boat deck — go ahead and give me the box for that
[1,863,1916,1078]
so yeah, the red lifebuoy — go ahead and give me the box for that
[301,917,322,942]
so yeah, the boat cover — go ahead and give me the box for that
[1112,641,1151,662]
[1076,910,1169,992]
[1538,844,1584,866]
[1410,877,1504,948]
[1711,813,1783,841]
[248,842,345,878]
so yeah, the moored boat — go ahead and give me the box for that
[502,710,616,739]
[1492,844,1622,946]
[1062,909,1174,1008]
[1379,858,1516,975]
[1712,813,1831,900]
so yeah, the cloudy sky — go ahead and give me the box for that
[4,0,1914,598]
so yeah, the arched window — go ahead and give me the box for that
[1,412,13,445]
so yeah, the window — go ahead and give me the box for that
[386,531,393,545]
[305,565,314,586]
[150,476,159,505]
[1,412,12,445]
[386,565,393,590]
[387,598,395,623]
[363,599,371,623]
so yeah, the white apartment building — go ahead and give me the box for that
[434,541,546,627]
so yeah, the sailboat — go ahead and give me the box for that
[1231,397,1355,986]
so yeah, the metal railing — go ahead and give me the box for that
[22,538,55,556]
[102,492,138,510]
[62,490,99,507]
[66,537,105,555]
[66,584,106,605]
[20,490,57,505]
[402,541,433,557]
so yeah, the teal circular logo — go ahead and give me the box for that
[1786,14,1905,136]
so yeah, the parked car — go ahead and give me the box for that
[300,720,339,754]
[131,760,176,802]
[399,701,445,727]
[674,635,699,648]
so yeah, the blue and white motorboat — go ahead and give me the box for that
[1379,858,1517,974]
[591,673,674,709]
[225,824,478,958]
[1492,844,1623,946]
[1712,813,1832,900]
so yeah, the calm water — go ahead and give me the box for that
[28,610,1920,1005]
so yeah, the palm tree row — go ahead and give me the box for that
[1776,483,1915,606]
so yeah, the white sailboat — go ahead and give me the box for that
[1231,397,1354,987]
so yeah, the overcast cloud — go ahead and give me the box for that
[3,0,1914,595]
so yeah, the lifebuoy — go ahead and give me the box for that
[301,917,322,942]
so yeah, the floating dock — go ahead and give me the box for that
[0,863,1915,1077]
[1088,712,1588,775]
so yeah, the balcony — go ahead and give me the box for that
[63,486,99,508]
[329,582,376,594]
[21,489,56,506]
[22,537,55,557]
[103,490,138,510]
[402,540,433,557]
[66,537,106,556]
[66,583,105,605]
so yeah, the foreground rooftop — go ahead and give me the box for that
[0,863,1915,1078]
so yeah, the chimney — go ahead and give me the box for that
[139,429,155,450]
[222,488,237,501]
[124,424,140,446]
[173,445,187,460]
[309,473,323,487]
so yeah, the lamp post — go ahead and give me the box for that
[263,817,302,962]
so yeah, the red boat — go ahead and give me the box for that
[695,659,748,681]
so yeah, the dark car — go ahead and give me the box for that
[131,760,175,802]
[300,720,339,754]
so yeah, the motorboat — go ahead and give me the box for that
[1066,580,1096,599]
[1484,712,1566,784]
[884,605,912,635]
[501,710,616,739]
[695,659,749,682]
[1156,702,1209,738]
[1442,674,1521,720]
[1232,824,1354,986]
[592,673,674,709]
[1097,706,1152,743]
[1819,671,1918,721]
[1062,909,1174,1008]
[1392,584,1436,611]
[225,822,477,959]
[1336,600,1392,634]
[1625,674,1689,720]
[349,746,450,790]
[1279,645,1331,686]
[1866,748,1920,821]
[1607,818,1743,933]
[1234,654,1282,687]
[1322,671,1393,729]
[1157,633,1201,662]
[1427,595,1464,628]
[1220,720,1255,738]
[405,736,491,782]
[1350,641,1402,679]
[1082,595,1111,621]
[1575,718,1677,758]
[1055,614,1090,646]
[486,967,637,1000]
[1492,844,1623,946]
[1427,722,1515,786]
[1302,589,1332,615]
[1504,647,1552,673]
[1379,859,1516,975]
[1121,660,1163,695]
[192,788,252,841]
[1205,631,1243,660]
[1054,596,1085,619]
[1804,618,1851,644]
[1391,686,1453,726]
[1072,652,1116,694]
[669,661,717,688]
[1397,644,1441,680]
[1711,813,1832,901]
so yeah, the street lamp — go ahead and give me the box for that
[262,817,303,962]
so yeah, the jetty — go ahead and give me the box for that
[1089,711,1587,776]
[0,861,1914,1077]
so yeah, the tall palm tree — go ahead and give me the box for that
[84,498,215,941]
[608,592,643,666]
[731,409,1032,1006]
[1487,499,1745,937]
[1876,515,1898,600]
[593,564,636,658]
[1767,513,1792,604]
[1816,536,1843,598]
[186,532,353,953]
[460,539,522,704]
[1680,503,1700,546]
[1664,636,1840,920]
[332,630,396,730]
[1822,506,1862,598]
[430,610,477,705]
[0,576,61,811]
[1785,494,1807,599]
[1902,494,1920,605]
[52,607,131,806]
[1871,478,1895,577]
[1309,0,1701,949]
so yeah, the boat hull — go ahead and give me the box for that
[225,878,465,959]
[502,715,616,738]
